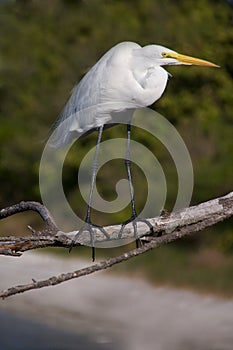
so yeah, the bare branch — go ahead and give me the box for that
[0,201,58,232]
[0,201,60,256]
[0,192,232,298]
[0,192,232,256]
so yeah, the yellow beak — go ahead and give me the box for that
[168,52,219,68]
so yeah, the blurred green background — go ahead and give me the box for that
[0,0,233,295]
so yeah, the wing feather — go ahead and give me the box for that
[50,42,141,148]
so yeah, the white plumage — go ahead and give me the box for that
[50,41,218,148]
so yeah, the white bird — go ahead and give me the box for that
[50,41,218,260]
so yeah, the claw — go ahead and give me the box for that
[118,217,153,242]
[69,222,109,261]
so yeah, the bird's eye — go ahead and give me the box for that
[162,52,170,58]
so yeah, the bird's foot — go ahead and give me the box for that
[118,216,154,245]
[69,222,110,261]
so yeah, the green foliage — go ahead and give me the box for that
[0,1,232,238]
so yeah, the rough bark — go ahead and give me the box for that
[0,192,232,298]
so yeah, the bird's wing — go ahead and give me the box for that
[49,62,107,148]
[49,42,141,148]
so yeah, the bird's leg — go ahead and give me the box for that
[85,125,104,225]
[118,123,153,244]
[69,125,110,261]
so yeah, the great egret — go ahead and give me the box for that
[50,41,218,260]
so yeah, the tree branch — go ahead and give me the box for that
[0,192,232,298]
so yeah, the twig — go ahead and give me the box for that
[0,191,232,298]
[0,201,58,233]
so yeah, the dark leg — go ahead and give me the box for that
[86,125,104,224]
[69,125,110,260]
[125,123,137,220]
[118,123,153,242]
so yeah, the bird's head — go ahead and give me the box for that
[138,44,219,68]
